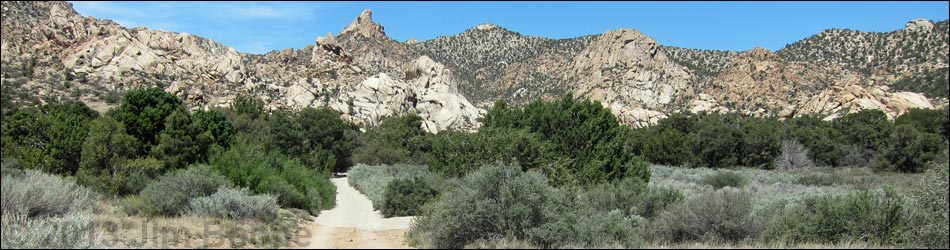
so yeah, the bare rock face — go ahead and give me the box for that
[328,56,484,133]
[567,29,693,125]
[905,18,934,32]
[341,9,386,39]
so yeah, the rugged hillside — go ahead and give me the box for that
[2,1,946,130]
[1,2,482,133]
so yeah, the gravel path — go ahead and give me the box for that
[302,177,415,249]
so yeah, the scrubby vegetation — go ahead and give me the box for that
[0,87,357,248]
[1,169,103,248]
[2,86,948,249]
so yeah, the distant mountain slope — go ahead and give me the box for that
[2,1,946,130]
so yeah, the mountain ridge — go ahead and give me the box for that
[2,1,946,132]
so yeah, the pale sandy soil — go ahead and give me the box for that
[299,177,415,249]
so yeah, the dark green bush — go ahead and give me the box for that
[872,125,943,173]
[140,164,231,216]
[209,135,336,214]
[701,170,746,189]
[258,175,306,209]
[1,102,97,175]
[761,188,910,245]
[352,114,432,165]
[642,128,693,166]
[110,87,182,147]
[77,116,148,196]
[834,109,893,155]
[896,108,945,135]
[427,127,563,181]
[381,177,438,217]
[475,95,650,185]
[689,114,744,168]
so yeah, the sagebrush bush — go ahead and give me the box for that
[189,187,279,222]
[140,164,231,216]
[119,195,146,216]
[701,170,746,189]
[347,164,441,210]
[578,177,683,219]
[382,177,438,217]
[407,163,574,249]
[905,161,949,248]
[1,169,98,218]
[1,212,105,249]
[760,188,910,245]
[797,172,842,186]
[571,209,643,248]
[647,188,759,244]
[774,140,816,170]
[1,158,25,177]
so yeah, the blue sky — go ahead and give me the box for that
[70,1,949,55]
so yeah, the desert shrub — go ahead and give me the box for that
[280,163,335,214]
[761,188,910,245]
[701,170,746,189]
[189,187,279,222]
[381,177,439,217]
[474,95,651,185]
[119,195,146,216]
[1,158,24,177]
[258,176,306,209]
[834,109,894,155]
[642,128,693,166]
[571,209,643,248]
[0,102,97,175]
[905,161,949,248]
[407,163,574,249]
[634,186,686,219]
[1,169,98,218]
[427,127,561,180]
[797,172,842,186]
[774,140,816,170]
[578,177,684,219]
[352,114,432,165]
[838,143,874,167]
[689,114,744,169]
[0,212,105,249]
[783,115,844,167]
[647,188,759,244]
[895,108,944,135]
[347,164,441,210]
[111,87,183,147]
[739,117,782,168]
[872,125,943,173]
[140,164,231,216]
[210,136,336,214]
[351,140,412,166]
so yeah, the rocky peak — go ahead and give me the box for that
[340,9,386,38]
[905,18,934,32]
[474,23,500,31]
[738,47,776,60]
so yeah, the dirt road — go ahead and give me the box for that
[299,177,415,249]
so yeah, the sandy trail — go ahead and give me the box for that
[300,177,415,249]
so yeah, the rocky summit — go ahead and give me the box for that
[2,1,947,131]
